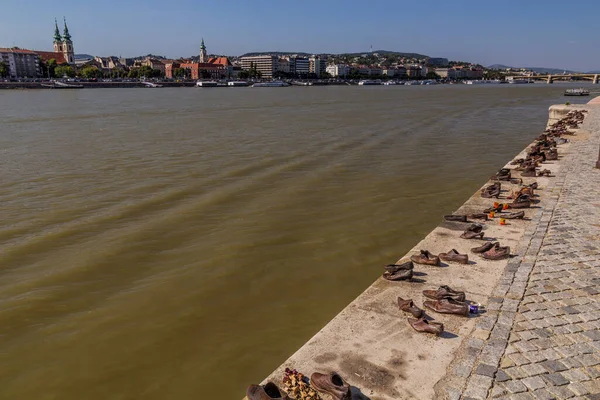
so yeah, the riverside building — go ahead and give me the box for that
[165,39,233,79]
[240,55,279,78]
[0,48,40,78]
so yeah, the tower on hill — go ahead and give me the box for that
[199,38,207,63]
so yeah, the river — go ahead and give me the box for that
[0,84,592,399]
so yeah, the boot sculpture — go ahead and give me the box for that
[247,382,291,400]
[481,242,511,260]
[410,250,440,266]
[423,285,466,302]
[310,372,351,400]
[471,241,495,254]
[383,261,414,281]
[461,224,484,239]
[439,249,469,264]
[407,317,444,335]
[398,297,424,318]
[424,298,469,316]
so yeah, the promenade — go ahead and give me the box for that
[448,104,600,399]
[245,101,600,399]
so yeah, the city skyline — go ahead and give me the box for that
[2,0,599,71]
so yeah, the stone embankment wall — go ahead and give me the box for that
[244,101,599,399]
[0,82,195,89]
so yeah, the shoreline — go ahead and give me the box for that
[243,102,597,399]
[1,81,598,90]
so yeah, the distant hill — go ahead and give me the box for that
[587,70,600,74]
[240,50,429,59]
[74,54,93,60]
[131,54,166,60]
[240,51,311,57]
[348,50,429,59]
[488,64,580,74]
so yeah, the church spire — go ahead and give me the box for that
[63,17,71,41]
[54,18,62,42]
[199,38,208,63]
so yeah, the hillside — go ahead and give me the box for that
[488,64,579,74]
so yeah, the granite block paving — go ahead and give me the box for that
[448,108,600,399]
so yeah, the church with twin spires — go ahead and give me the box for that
[35,18,76,65]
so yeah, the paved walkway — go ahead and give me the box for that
[441,106,600,399]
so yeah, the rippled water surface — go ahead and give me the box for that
[0,84,592,399]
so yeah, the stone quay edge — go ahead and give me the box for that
[244,101,599,400]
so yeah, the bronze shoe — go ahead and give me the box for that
[491,168,511,181]
[398,297,424,318]
[481,182,501,198]
[384,261,414,273]
[383,268,413,281]
[407,317,443,335]
[460,223,484,239]
[471,241,495,253]
[507,200,531,209]
[468,213,489,221]
[538,169,551,177]
[444,214,468,222]
[439,249,469,264]
[482,204,503,213]
[502,211,525,219]
[310,372,351,400]
[410,250,440,266]
[423,285,466,302]
[521,166,537,177]
[481,242,511,260]
[424,298,469,316]
[247,382,291,400]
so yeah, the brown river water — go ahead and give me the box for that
[0,84,593,399]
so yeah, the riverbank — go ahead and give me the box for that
[1,80,599,90]
[245,102,599,399]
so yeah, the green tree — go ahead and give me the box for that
[425,71,441,80]
[55,65,75,78]
[0,61,9,78]
[80,66,102,79]
[238,70,250,79]
[173,68,189,79]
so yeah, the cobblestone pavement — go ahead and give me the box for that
[437,106,600,400]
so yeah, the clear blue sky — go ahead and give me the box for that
[2,0,599,71]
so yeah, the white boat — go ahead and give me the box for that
[252,81,290,87]
[142,81,163,88]
[383,81,397,85]
[196,81,219,87]
[564,88,590,96]
[40,80,83,89]
[358,80,380,86]
[227,81,249,87]
[508,79,532,84]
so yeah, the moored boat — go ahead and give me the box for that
[252,81,290,87]
[40,80,84,89]
[358,80,380,86]
[142,81,163,88]
[196,81,219,87]
[564,88,590,96]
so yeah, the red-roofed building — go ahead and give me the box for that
[36,51,67,65]
[165,39,232,79]
[165,62,230,79]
